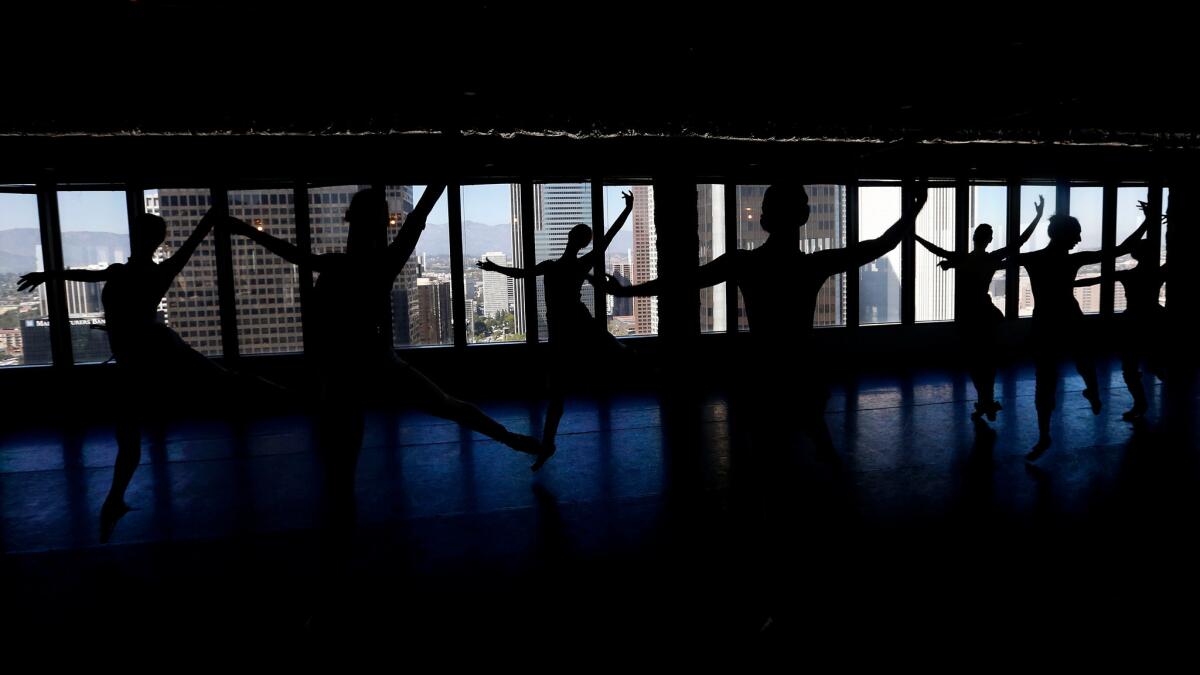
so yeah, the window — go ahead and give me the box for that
[57,190,129,363]
[602,184,651,336]
[528,182,594,342]
[1018,184,1056,317]
[0,191,51,366]
[696,184,727,333]
[392,185,453,347]
[228,187,302,354]
[915,186,957,323]
[146,188,221,356]
[969,185,1008,315]
[462,184,521,344]
[1114,186,1150,312]
[858,184,901,325]
[1069,186,1104,314]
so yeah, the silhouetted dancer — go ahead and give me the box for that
[221,186,542,511]
[1017,209,1153,461]
[609,182,929,456]
[1073,201,1168,422]
[915,195,1045,421]
[477,190,635,470]
[18,210,273,542]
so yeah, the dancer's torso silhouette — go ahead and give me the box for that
[542,253,596,346]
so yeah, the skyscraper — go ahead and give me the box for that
[631,185,658,335]
[415,277,452,344]
[479,250,514,318]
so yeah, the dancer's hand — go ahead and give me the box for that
[1034,194,1045,218]
[938,260,953,270]
[17,271,48,292]
[622,190,634,211]
[477,258,499,272]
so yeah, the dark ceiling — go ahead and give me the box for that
[4,1,1196,147]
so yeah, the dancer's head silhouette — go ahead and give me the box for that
[972,223,994,250]
[565,223,592,255]
[759,183,810,234]
[345,188,390,255]
[1047,214,1082,250]
[130,213,167,260]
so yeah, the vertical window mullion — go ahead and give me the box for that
[1005,179,1020,319]
[294,179,314,352]
[448,182,467,348]
[591,177,606,329]
[37,180,73,367]
[901,178,916,326]
[211,185,240,362]
[723,181,738,334]
[520,180,538,345]
[845,179,860,329]
[1100,181,1117,316]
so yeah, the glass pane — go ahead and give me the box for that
[1161,187,1170,306]
[1114,186,1150,312]
[626,184,656,336]
[915,187,956,322]
[858,185,902,325]
[462,184,521,344]
[394,185,453,347]
[696,184,728,333]
[1018,185,1055,316]
[228,187,302,355]
[57,190,130,363]
[1069,187,1104,314]
[146,189,222,357]
[969,185,1008,316]
[598,185,640,337]
[0,192,51,366]
[524,182,594,342]
[734,185,767,331]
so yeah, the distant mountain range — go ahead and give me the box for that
[418,221,514,258]
[0,229,131,273]
[413,220,634,259]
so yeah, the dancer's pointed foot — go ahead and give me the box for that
[1082,388,1102,415]
[531,443,556,472]
[100,498,132,543]
[1122,403,1147,422]
[507,433,543,457]
[1026,436,1051,462]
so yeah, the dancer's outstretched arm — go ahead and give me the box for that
[224,216,329,271]
[992,195,1046,265]
[18,267,110,292]
[814,185,928,276]
[1072,201,1156,267]
[579,190,634,267]
[159,209,219,281]
[611,252,735,297]
[476,257,549,279]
